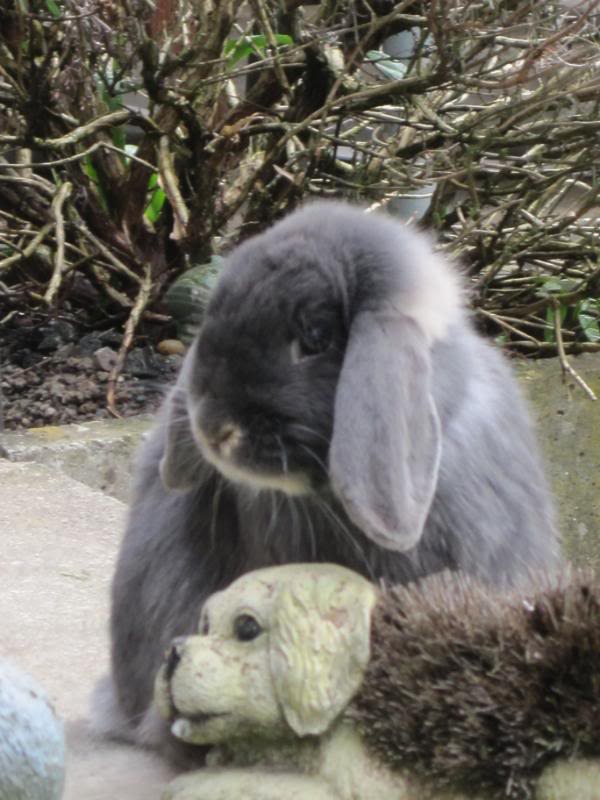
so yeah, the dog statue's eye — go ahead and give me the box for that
[291,322,332,362]
[200,615,210,635]
[233,613,262,642]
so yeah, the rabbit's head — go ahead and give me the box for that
[160,202,463,551]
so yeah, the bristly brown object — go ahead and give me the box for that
[352,570,600,800]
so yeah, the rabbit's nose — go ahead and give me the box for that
[165,637,185,681]
[207,423,241,456]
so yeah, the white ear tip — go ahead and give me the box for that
[341,496,425,553]
[368,528,422,552]
[361,516,424,553]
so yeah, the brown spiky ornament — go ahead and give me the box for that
[156,564,600,800]
[353,570,600,799]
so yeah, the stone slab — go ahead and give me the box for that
[516,354,600,567]
[0,460,175,799]
[0,416,152,503]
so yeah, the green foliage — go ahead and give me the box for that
[577,300,600,343]
[44,0,61,18]
[544,304,567,344]
[81,157,109,213]
[224,34,293,67]
[144,174,166,224]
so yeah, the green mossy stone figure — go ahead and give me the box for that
[165,257,223,344]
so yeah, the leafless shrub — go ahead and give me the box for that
[1,0,599,404]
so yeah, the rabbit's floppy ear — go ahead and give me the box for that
[329,311,441,552]
[269,570,375,737]
[159,348,207,490]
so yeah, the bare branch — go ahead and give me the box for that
[44,181,73,304]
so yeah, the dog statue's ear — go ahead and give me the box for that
[329,311,441,552]
[159,349,208,490]
[269,571,376,737]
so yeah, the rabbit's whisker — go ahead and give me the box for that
[209,475,225,551]
[298,443,328,476]
[287,495,301,558]
[275,434,289,474]
[160,407,191,426]
[264,490,280,553]
[288,423,330,446]
[314,494,375,581]
[299,497,318,561]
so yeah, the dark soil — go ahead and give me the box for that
[0,314,181,431]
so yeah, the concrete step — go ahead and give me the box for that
[0,460,175,799]
[0,416,153,503]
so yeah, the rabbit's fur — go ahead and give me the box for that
[103,202,559,751]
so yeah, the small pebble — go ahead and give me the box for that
[157,339,186,356]
[93,347,118,372]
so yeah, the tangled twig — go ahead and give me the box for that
[1,0,599,412]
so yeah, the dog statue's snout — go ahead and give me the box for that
[165,637,185,681]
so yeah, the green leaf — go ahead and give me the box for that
[578,299,600,342]
[45,0,61,18]
[144,174,166,223]
[103,90,124,113]
[544,303,567,343]
[224,34,293,67]
[82,157,109,212]
[144,189,166,223]
[111,126,126,151]
[537,276,579,297]
[82,157,99,184]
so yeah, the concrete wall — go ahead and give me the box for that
[516,354,600,568]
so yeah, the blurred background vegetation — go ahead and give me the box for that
[1,0,600,409]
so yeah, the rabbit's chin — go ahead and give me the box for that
[196,437,312,497]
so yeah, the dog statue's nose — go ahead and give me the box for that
[165,637,185,681]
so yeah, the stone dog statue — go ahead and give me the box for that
[154,564,600,800]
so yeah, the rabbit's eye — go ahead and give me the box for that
[291,322,332,361]
[233,613,262,642]
[200,613,210,635]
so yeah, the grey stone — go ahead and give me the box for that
[78,333,103,356]
[0,416,153,503]
[37,321,77,354]
[125,345,161,378]
[93,347,118,373]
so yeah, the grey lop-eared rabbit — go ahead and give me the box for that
[102,202,558,752]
